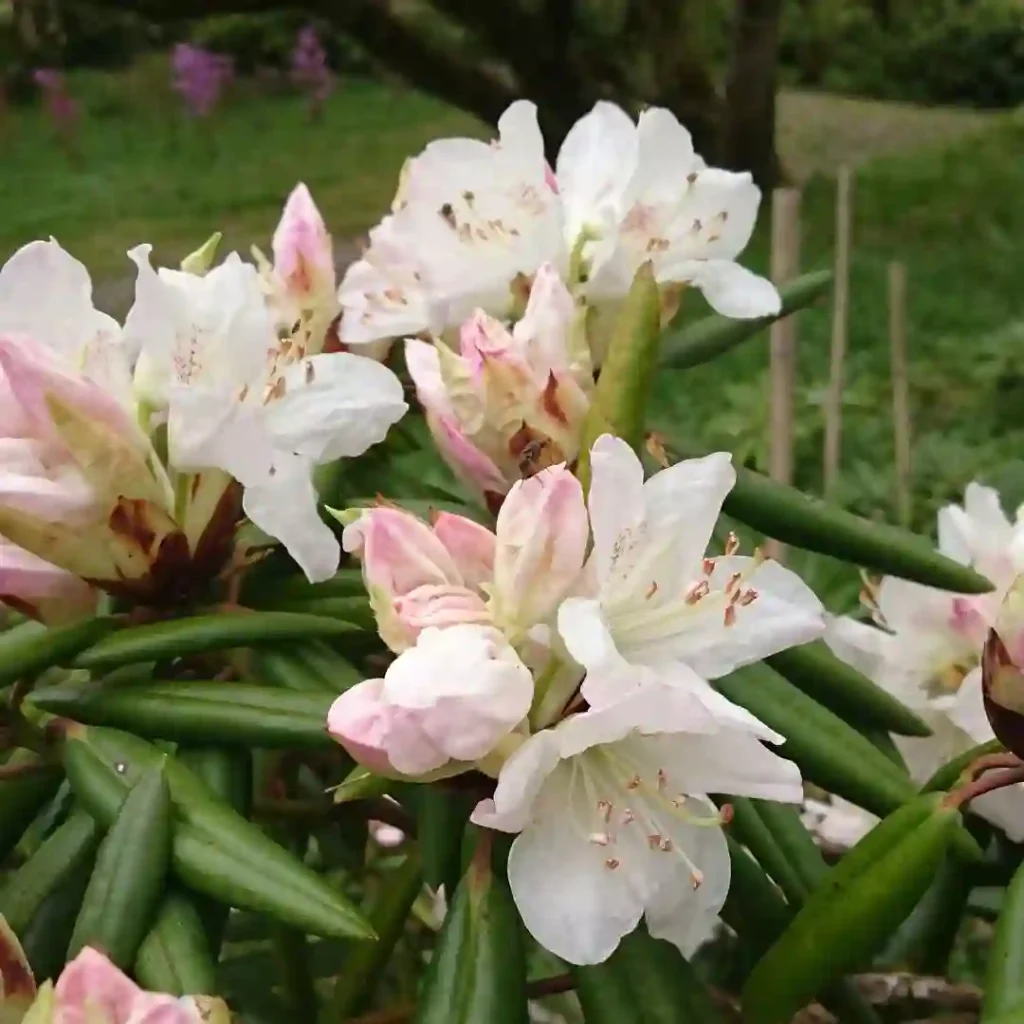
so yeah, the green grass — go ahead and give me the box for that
[4,58,1024,593]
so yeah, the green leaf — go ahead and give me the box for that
[414,786,475,895]
[725,799,808,905]
[766,642,931,737]
[73,612,361,669]
[747,800,828,893]
[659,269,833,370]
[414,845,528,1024]
[714,663,916,816]
[880,853,971,974]
[921,739,1004,793]
[741,796,960,1024]
[720,462,992,593]
[61,724,374,941]
[32,681,335,750]
[0,807,100,934]
[575,927,729,1024]
[332,852,424,1018]
[134,888,218,996]
[68,763,172,969]
[578,262,662,484]
[0,752,64,864]
[984,858,1024,1020]
[0,617,116,687]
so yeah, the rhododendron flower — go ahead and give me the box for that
[405,264,591,503]
[826,483,1024,840]
[127,245,407,582]
[0,540,95,624]
[327,624,534,777]
[557,435,825,708]
[27,947,229,1023]
[472,674,802,965]
[0,241,182,602]
[338,100,778,347]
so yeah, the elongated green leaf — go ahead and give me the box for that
[68,763,172,968]
[576,927,728,1024]
[414,787,475,894]
[0,752,63,863]
[414,846,528,1024]
[742,798,960,1024]
[0,807,100,934]
[726,799,807,905]
[723,464,991,593]
[659,269,833,370]
[881,853,971,974]
[749,800,828,892]
[74,612,359,669]
[32,682,334,750]
[715,663,915,816]
[332,853,424,1018]
[984,859,1024,1020]
[134,889,218,996]
[17,856,92,983]
[578,263,661,487]
[0,617,116,687]
[766,642,931,737]
[61,725,374,941]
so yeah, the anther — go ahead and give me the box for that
[719,803,734,825]
[621,809,635,825]
[659,838,674,853]
[647,834,663,849]
[626,775,641,790]
[724,532,740,556]
[657,768,668,791]
[589,832,611,847]
[605,858,621,871]
[597,799,613,822]
[725,571,743,596]
[702,557,716,576]
[724,605,737,627]
[738,589,758,606]
[690,870,704,890]
[685,580,710,605]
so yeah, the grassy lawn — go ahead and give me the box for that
[4,58,1024,580]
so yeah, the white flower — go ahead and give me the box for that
[472,674,802,965]
[825,482,1024,840]
[338,101,778,346]
[556,435,824,707]
[801,796,876,851]
[125,246,408,582]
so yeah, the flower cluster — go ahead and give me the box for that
[338,101,780,352]
[825,483,1024,839]
[0,188,406,621]
[171,44,234,118]
[330,435,825,964]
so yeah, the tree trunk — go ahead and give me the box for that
[721,0,784,186]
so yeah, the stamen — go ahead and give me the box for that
[724,605,737,627]
[660,838,674,853]
[645,581,659,600]
[626,774,641,790]
[724,532,740,556]
[685,580,710,605]
[647,833,663,849]
[597,799,613,822]
[589,832,611,846]
[702,557,716,576]
[621,809,635,825]
[690,870,704,890]
[753,546,766,564]
[725,571,743,596]
[657,768,668,791]
[738,589,758,607]
[605,858,621,871]
[719,803,734,825]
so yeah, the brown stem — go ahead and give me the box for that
[946,765,1024,809]
[964,751,1022,781]
[0,759,51,781]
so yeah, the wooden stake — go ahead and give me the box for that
[823,167,852,498]
[767,188,802,562]
[888,261,912,527]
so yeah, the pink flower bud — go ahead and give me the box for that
[431,511,495,589]
[53,947,201,1023]
[272,183,334,302]
[393,583,490,637]
[492,464,588,631]
[327,625,533,776]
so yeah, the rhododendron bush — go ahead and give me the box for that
[0,100,1020,1024]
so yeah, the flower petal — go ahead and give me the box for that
[673,260,781,319]
[471,729,562,833]
[506,766,643,966]
[587,434,647,584]
[262,353,407,463]
[431,512,495,590]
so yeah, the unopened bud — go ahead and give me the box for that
[180,231,222,275]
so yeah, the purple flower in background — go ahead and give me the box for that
[290,25,333,113]
[172,43,234,118]
[32,68,80,141]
